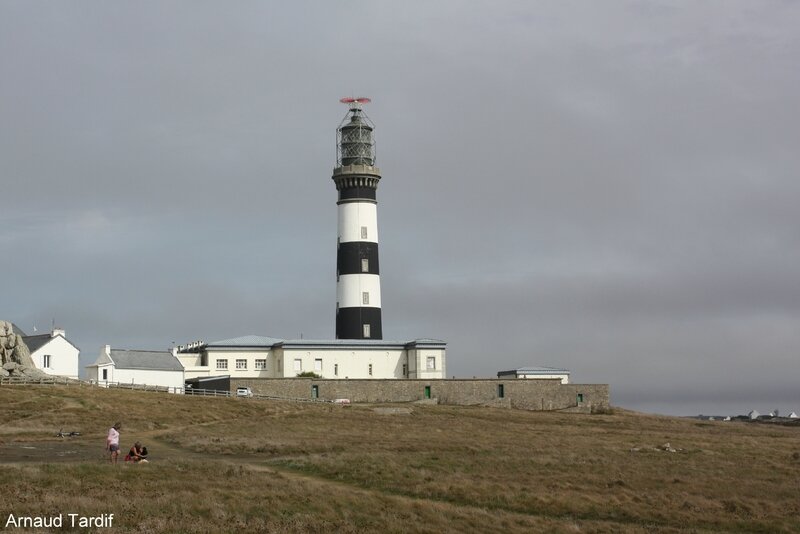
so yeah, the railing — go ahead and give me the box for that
[0,376,184,395]
[0,376,82,386]
[184,388,230,397]
[1,376,335,403]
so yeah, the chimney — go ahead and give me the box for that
[52,328,66,338]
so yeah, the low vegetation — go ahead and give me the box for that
[1,385,799,533]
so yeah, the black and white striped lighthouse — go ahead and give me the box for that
[333,97,382,339]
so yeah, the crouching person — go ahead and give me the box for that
[125,441,149,463]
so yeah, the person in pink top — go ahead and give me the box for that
[107,422,121,464]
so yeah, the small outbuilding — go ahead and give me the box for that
[86,345,184,392]
[497,366,570,384]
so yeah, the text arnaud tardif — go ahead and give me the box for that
[5,513,114,529]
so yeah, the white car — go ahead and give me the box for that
[236,387,253,397]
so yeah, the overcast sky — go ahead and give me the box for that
[2,1,798,416]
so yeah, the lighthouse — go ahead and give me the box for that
[333,97,382,339]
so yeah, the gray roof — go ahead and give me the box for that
[203,335,446,350]
[498,366,570,375]
[21,332,80,354]
[22,334,52,354]
[109,350,184,371]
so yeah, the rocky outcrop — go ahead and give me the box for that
[0,320,46,378]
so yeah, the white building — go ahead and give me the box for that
[497,366,571,384]
[176,335,446,381]
[86,345,184,391]
[22,328,80,379]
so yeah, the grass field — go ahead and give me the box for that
[1,385,799,533]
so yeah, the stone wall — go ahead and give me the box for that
[233,377,610,413]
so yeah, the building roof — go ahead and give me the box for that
[200,335,446,351]
[109,350,184,371]
[22,334,53,354]
[206,335,284,347]
[22,332,81,354]
[498,366,571,375]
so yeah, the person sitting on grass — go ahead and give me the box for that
[126,441,148,463]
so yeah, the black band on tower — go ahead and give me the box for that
[336,307,383,339]
[337,242,380,275]
[339,186,377,201]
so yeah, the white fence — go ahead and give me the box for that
[0,376,185,394]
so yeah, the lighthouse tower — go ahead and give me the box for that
[333,97,382,339]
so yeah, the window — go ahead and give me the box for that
[216,359,228,370]
[43,354,51,368]
[363,324,371,338]
[362,292,369,305]
[402,363,407,377]
[255,359,267,370]
[498,384,505,398]
[334,363,339,376]
[236,359,247,370]
[314,359,322,372]
[361,226,368,239]
[102,369,108,380]
[361,258,369,272]
[294,359,302,372]
[426,356,436,370]
[368,364,373,376]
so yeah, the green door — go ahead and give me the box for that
[312,385,319,399]
[424,385,431,399]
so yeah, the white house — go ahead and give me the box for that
[497,366,570,384]
[86,345,185,392]
[176,335,447,381]
[22,328,80,379]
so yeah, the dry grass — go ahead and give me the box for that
[1,385,799,533]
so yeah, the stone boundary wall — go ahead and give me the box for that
[233,377,610,412]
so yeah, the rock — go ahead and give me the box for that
[2,362,18,371]
[0,320,36,370]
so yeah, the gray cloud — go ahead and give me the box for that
[2,1,799,415]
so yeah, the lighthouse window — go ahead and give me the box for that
[361,259,369,272]
[362,292,369,305]
[363,324,371,338]
[426,356,436,370]
[361,226,368,239]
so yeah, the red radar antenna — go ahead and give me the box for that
[340,96,371,110]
